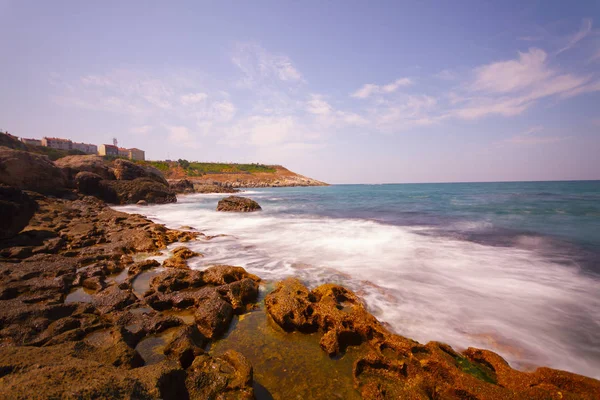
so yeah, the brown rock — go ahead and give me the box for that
[216,196,261,212]
[55,154,115,181]
[113,158,168,185]
[102,178,177,205]
[194,290,234,339]
[0,184,37,239]
[186,350,254,399]
[0,146,68,194]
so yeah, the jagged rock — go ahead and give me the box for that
[202,265,260,285]
[162,246,201,269]
[0,146,68,194]
[216,196,261,212]
[128,259,160,276]
[193,184,239,194]
[186,350,254,399]
[164,325,207,368]
[55,154,115,181]
[0,184,37,239]
[92,286,138,314]
[113,159,168,185]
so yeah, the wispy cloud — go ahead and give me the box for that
[232,42,303,88]
[506,125,568,145]
[180,92,207,105]
[556,18,593,55]
[130,125,153,135]
[351,77,412,99]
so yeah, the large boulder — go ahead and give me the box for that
[0,184,37,239]
[55,155,115,181]
[169,179,195,194]
[113,159,167,185]
[103,178,177,205]
[0,146,68,194]
[216,196,261,212]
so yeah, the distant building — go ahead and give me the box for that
[128,148,145,161]
[20,138,42,146]
[72,141,98,154]
[42,137,72,150]
[98,144,119,157]
[117,147,130,157]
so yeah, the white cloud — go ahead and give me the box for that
[306,95,332,115]
[556,18,593,55]
[232,43,303,87]
[434,69,456,80]
[167,125,192,142]
[180,92,208,105]
[130,125,153,135]
[351,78,412,99]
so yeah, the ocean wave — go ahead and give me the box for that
[115,201,600,378]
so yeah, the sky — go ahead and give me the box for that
[1,0,599,184]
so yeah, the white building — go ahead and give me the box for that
[72,142,98,154]
[41,137,72,150]
[20,138,42,146]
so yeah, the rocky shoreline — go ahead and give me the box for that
[1,141,600,399]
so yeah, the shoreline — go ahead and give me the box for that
[1,193,600,398]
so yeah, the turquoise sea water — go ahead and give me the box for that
[117,180,600,378]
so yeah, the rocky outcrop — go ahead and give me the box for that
[113,159,168,185]
[169,179,240,194]
[265,279,600,400]
[0,146,68,194]
[216,196,261,212]
[162,246,202,269]
[0,185,37,239]
[103,178,177,205]
[55,154,115,181]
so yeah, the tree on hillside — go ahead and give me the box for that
[178,159,190,169]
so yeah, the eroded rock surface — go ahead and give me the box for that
[0,185,37,239]
[265,279,600,400]
[0,146,68,194]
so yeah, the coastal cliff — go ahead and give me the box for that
[1,136,599,399]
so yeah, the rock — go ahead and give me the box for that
[92,285,138,314]
[0,146,68,194]
[186,350,254,399]
[193,184,240,194]
[128,259,160,276]
[102,178,177,205]
[55,155,115,181]
[0,184,37,239]
[113,159,168,185]
[162,246,201,269]
[164,325,207,368]
[169,179,195,194]
[203,265,261,285]
[194,291,234,339]
[74,171,106,197]
[216,196,261,212]
[137,199,148,206]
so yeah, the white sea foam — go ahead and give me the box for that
[116,198,600,378]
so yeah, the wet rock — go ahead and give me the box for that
[162,246,201,269]
[194,291,234,339]
[128,259,161,276]
[92,286,138,314]
[203,265,260,285]
[164,325,207,368]
[0,146,68,194]
[186,350,254,399]
[0,184,37,239]
[216,196,261,212]
[0,344,187,400]
[137,199,148,206]
[55,154,115,181]
[113,158,168,185]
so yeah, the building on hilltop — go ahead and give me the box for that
[98,144,119,157]
[42,137,72,150]
[117,147,130,157]
[20,138,42,146]
[128,148,145,161]
[72,142,98,154]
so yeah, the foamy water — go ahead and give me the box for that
[116,188,600,378]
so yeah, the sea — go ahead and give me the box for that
[115,181,600,379]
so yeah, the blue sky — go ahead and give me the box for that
[1,0,599,183]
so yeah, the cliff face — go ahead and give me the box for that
[151,162,328,188]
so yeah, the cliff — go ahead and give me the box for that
[139,160,328,188]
